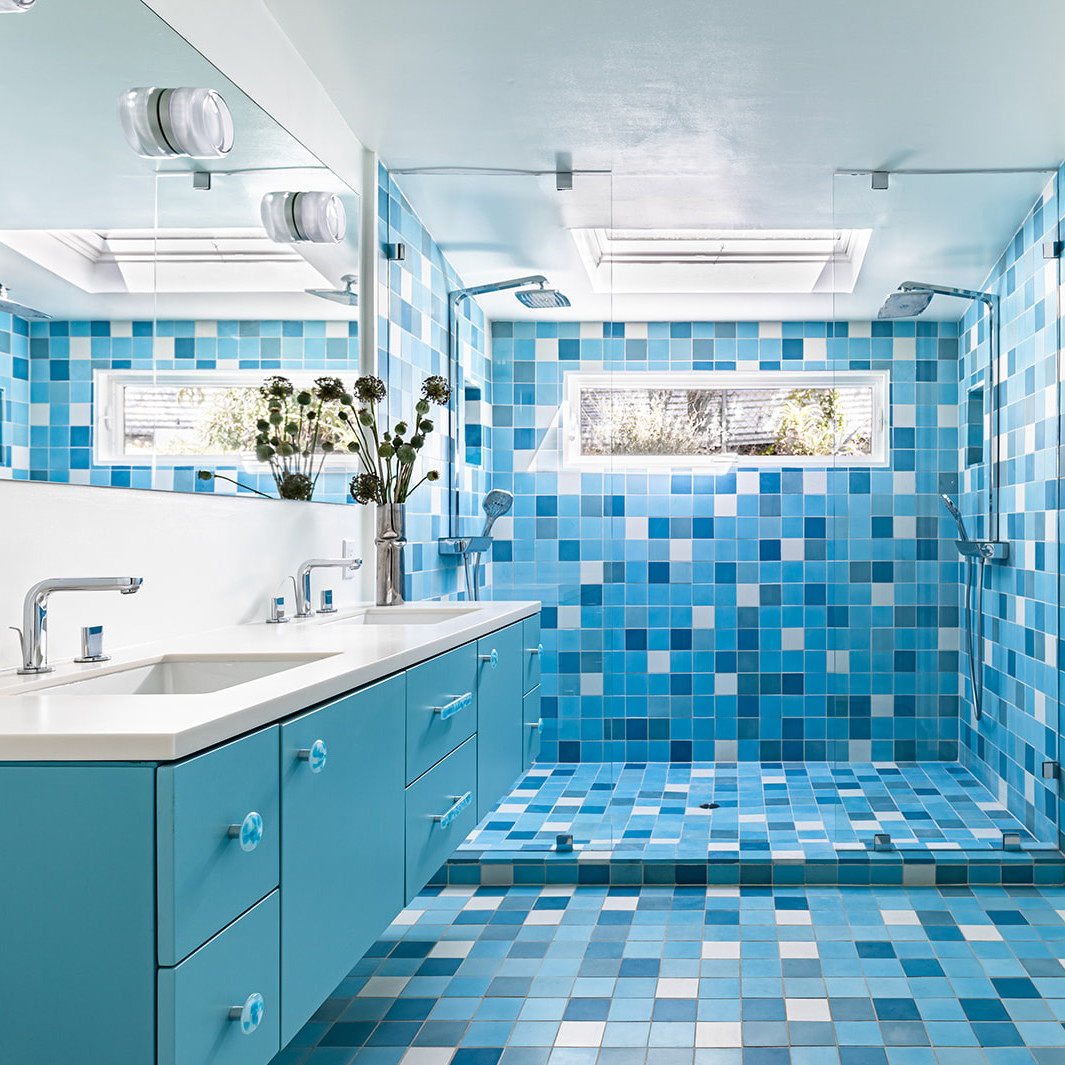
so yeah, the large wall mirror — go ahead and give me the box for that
[0,0,361,502]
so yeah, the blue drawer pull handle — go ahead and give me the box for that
[433,691,473,721]
[434,791,472,829]
[480,648,499,668]
[297,739,328,773]
[227,811,263,852]
[229,992,265,1035]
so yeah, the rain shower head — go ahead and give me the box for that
[515,282,570,309]
[452,274,570,309]
[878,289,934,319]
[878,280,996,319]
[0,283,50,321]
[305,273,358,306]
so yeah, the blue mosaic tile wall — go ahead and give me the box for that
[956,170,1063,846]
[488,321,962,765]
[0,310,29,478]
[378,165,492,601]
[21,317,362,500]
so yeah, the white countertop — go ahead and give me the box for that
[0,600,540,762]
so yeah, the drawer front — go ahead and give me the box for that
[158,726,280,966]
[280,675,406,1045]
[405,642,477,783]
[158,891,280,1065]
[522,614,542,694]
[405,736,478,902]
[476,623,524,820]
[523,687,542,770]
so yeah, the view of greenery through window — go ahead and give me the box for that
[121,385,347,457]
[578,385,873,458]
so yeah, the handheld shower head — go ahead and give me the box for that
[941,494,970,542]
[480,489,514,537]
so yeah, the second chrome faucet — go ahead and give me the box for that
[293,557,362,618]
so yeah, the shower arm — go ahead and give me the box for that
[902,283,1000,542]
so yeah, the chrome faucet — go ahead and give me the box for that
[11,576,144,675]
[294,558,362,618]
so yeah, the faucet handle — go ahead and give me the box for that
[74,624,110,663]
[266,596,289,625]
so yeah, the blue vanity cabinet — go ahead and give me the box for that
[157,725,281,966]
[279,674,406,1046]
[475,622,524,819]
[0,764,156,1065]
[523,687,542,770]
[158,891,280,1065]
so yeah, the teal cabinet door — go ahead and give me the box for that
[280,675,406,1045]
[405,642,477,782]
[157,726,281,966]
[405,736,478,902]
[159,891,280,1065]
[523,614,542,694]
[0,764,156,1065]
[475,622,524,819]
[523,686,542,770]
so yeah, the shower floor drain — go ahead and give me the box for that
[699,803,720,810]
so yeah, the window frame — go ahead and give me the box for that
[93,368,361,467]
[562,368,890,470]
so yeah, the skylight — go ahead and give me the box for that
[571,228,871,295]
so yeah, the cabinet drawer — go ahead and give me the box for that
[405,736,478,902]
[523,687,542,770]
[405,642,477,783]
[476,623,524,820]
[158,891,280,1065]
[523,615,542,694]
[158,726,280,966]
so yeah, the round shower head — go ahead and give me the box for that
[305,273,358,306]
[515,283,570,309]
[878,289,934,319]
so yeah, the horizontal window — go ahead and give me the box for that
[93,369,359,466]
[563,370,889,469]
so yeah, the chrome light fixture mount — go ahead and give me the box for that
[0,0,37,12]
[260,191,347,244]
[118,87,235,159]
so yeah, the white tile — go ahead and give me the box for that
[554,1021,606,1047]
[695,1022,742,1047]
[959,925,1003,941]
[775,911,812,925]
[525,910,565,925]
[428,941,474,958]
[402,1049,455,1065]
[701,942,741,959]
[656,977,699,998]
[779,942,819,958]
[358,976,410,997]
[602,896,639,910]
[786,999,831,1021]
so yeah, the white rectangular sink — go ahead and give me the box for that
[33,653,337,696]
[336,606,483,626]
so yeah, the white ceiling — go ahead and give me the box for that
[264,0,1065,321]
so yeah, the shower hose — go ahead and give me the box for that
[962,556,986,720]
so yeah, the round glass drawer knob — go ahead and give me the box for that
[297,739,328,773]
[227,811,263,852]
[229,992,264,1035]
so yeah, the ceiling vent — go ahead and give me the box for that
[571,228,872,295]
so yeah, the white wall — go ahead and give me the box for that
[0,481,369,671]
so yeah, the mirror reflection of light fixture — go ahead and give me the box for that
[260,191,347,244]
[0,0,37,11]
[118,87,235,159]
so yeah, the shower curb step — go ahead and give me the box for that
[438,851,1065,889]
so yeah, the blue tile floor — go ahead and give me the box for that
[274,882,1065,1065]
[457,764,1039,864]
